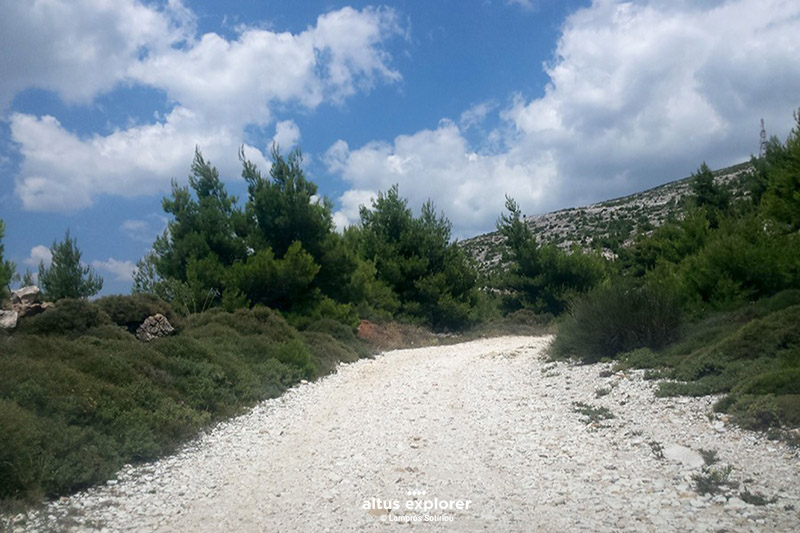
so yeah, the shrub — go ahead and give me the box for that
[1,299,368,502]
[94,294,177,333]
[552,280,682,362]
[0,399,48,499]
[16,299,110,336]
[185,306,296,340]
[304,317,357,343]
[301,331,360,377]
[288,296,359,330]
[273,339,315,379]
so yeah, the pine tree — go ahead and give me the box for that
[38,229,103,300]
[0,220,16,297]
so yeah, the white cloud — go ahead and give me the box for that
[23,245,52,268]
[6,3,403,211]
[333,189,378,231]
[10,108,266,211]
[459,101,497,130]
[121,215,168,243]
[272,120,301,151]
[326,122,556,238]
[0,0,194,110]
[91,258,136,282]
[329,0,800,237]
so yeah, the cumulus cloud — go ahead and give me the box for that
[91,258,136,282]
[332,189,378,231]
[23,245,52,268]
[6,3,403,211]
[326,121,555,238]
[10,108,268,211]
[328,0,800,237]
[272,120,301,151]
[0,0,194,110]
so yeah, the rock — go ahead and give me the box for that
[663,444,705,469]
[136,314,175,342]
[11,285,41,306]
[726,497,747,509]
[10,285,51,318]
[0,310,18,330]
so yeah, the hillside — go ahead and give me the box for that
[461,161,754,276]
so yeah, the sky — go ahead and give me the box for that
[1,0,799,295]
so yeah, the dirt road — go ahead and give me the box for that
[8,336,800,532]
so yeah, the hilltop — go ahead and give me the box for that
[461,161,754,276]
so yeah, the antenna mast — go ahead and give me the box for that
[759,118,767,158]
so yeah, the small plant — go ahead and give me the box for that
[573,401,615,423]
[692,465,736,495]
[699,448,718,466]
[739,489,777,506]
[649,440,664,458]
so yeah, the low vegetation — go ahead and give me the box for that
[553,109,800,436]
[0,298,365,502]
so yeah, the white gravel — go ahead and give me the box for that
[5,335,800,532]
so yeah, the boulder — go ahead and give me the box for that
[0,310,18,330]
[11,286,41,306]
[11,286,50,318]
[136,313,175,342]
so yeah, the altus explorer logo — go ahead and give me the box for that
[363,487,472,523]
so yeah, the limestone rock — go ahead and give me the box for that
[136,314,175,342]
[0,310,18,330]
[11,285,41,306]
[10,285,50,318]
[663,444,705,468]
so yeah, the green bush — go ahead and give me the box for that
[16,299,110,336]
[185,306,296,340]
[738,368,800,395]
[94,294,177,333]
[552,280,682,362]
[677,216,800,308]
[0,304,363,502]
[301,331,361,377]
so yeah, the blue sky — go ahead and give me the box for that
[1,0,799,295]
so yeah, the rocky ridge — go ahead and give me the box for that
[461,161,753,275]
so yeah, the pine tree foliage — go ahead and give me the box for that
[0,220,16,297]
[38,229,103,300]
[497,196,607,315]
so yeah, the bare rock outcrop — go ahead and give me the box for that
[10,285,50,318]
[136,313,175,342]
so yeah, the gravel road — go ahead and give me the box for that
[6,336,800,532]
